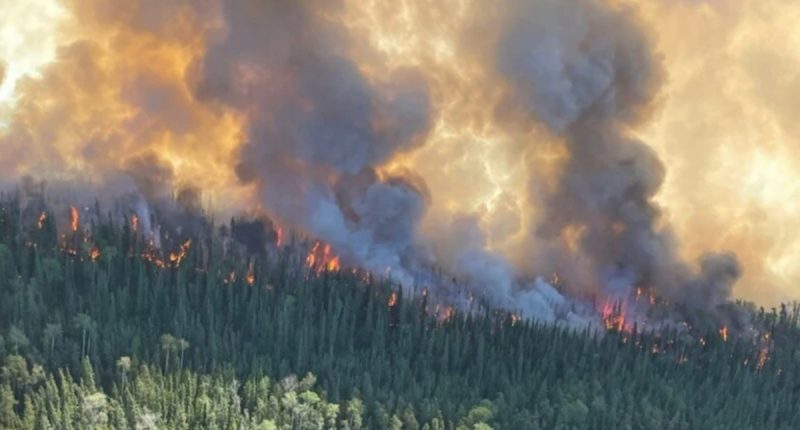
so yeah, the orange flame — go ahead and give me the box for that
[305,242,319,268]
[131,214,139,232]
[434,304,455,323]
[305,241,340,273]
[757,347,769,370]
[38,212,47,229]
[276,227,283,247]
[246,261,255,286]
[90,248,100,261]
[442,306,454,323]
[719,326,729,342]
[601,299,630,332]
[325,245,340,272]
[69,206,79,232]
[388,291,398,307]
[168,239,192,266]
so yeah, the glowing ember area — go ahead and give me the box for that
[90,248,100,261]
[141,247,165,269]
[169,240,192,267]
[387,292,398,307]
[69,206,79,232]
[720,326,729,342]
[37,212,46,229]
[757,348,769,371]
[246,262,255,286]
[131,214,139,232]
[275,228,283,247]
[305,241,340,273]
[434,304,455,323]
[756,332,773,371]
[601,300,632,332]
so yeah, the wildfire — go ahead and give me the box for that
[276,227,283,247]
[38,212,47,229]
[601,300,631,332]
[757,347,769,370]
[388,291,398,307]
[246,261,255,286]
[756,332,772,371]
[442,306,455,323]
[141,247,166,268]
[131,214,139,232]
[719,326,729,342]
[305,241,340,273]
[305,242,319,267]
[90,247,100,261]
[69,206,79,232]
[168,239,192,267]
[434,304,455,323]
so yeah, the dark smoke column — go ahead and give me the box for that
[496,0,740,310]
[192,0,431,284]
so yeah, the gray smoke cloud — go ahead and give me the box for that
[496,0,740,312]
[0,0,743,326]
[193,0,431,284]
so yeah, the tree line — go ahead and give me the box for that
[0,196,799,429]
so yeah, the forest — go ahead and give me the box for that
[0,195,799,429]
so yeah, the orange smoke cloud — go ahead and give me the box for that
[0,0,248,207]
[1,0,798,308]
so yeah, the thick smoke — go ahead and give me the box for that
[496,0,740,311]
[193,0,431,284]
[0,0,747,326]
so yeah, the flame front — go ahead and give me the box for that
[246,261,255,286]
[168,240,192,267]
[1,0,800,308]
[305,241,341,274]
[69,206,79,232]
[601,299,633,333]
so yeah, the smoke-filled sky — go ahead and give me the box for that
[0,0,798,307]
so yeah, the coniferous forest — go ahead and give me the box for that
[1,196,799,429]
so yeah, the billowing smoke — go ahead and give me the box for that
[192,0,431,284]
[495,0,740,312]
[0,0,749,327]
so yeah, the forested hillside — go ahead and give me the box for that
[1,198,799,429]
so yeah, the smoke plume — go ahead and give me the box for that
[494,0,740,312]
[0,0,763,326]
